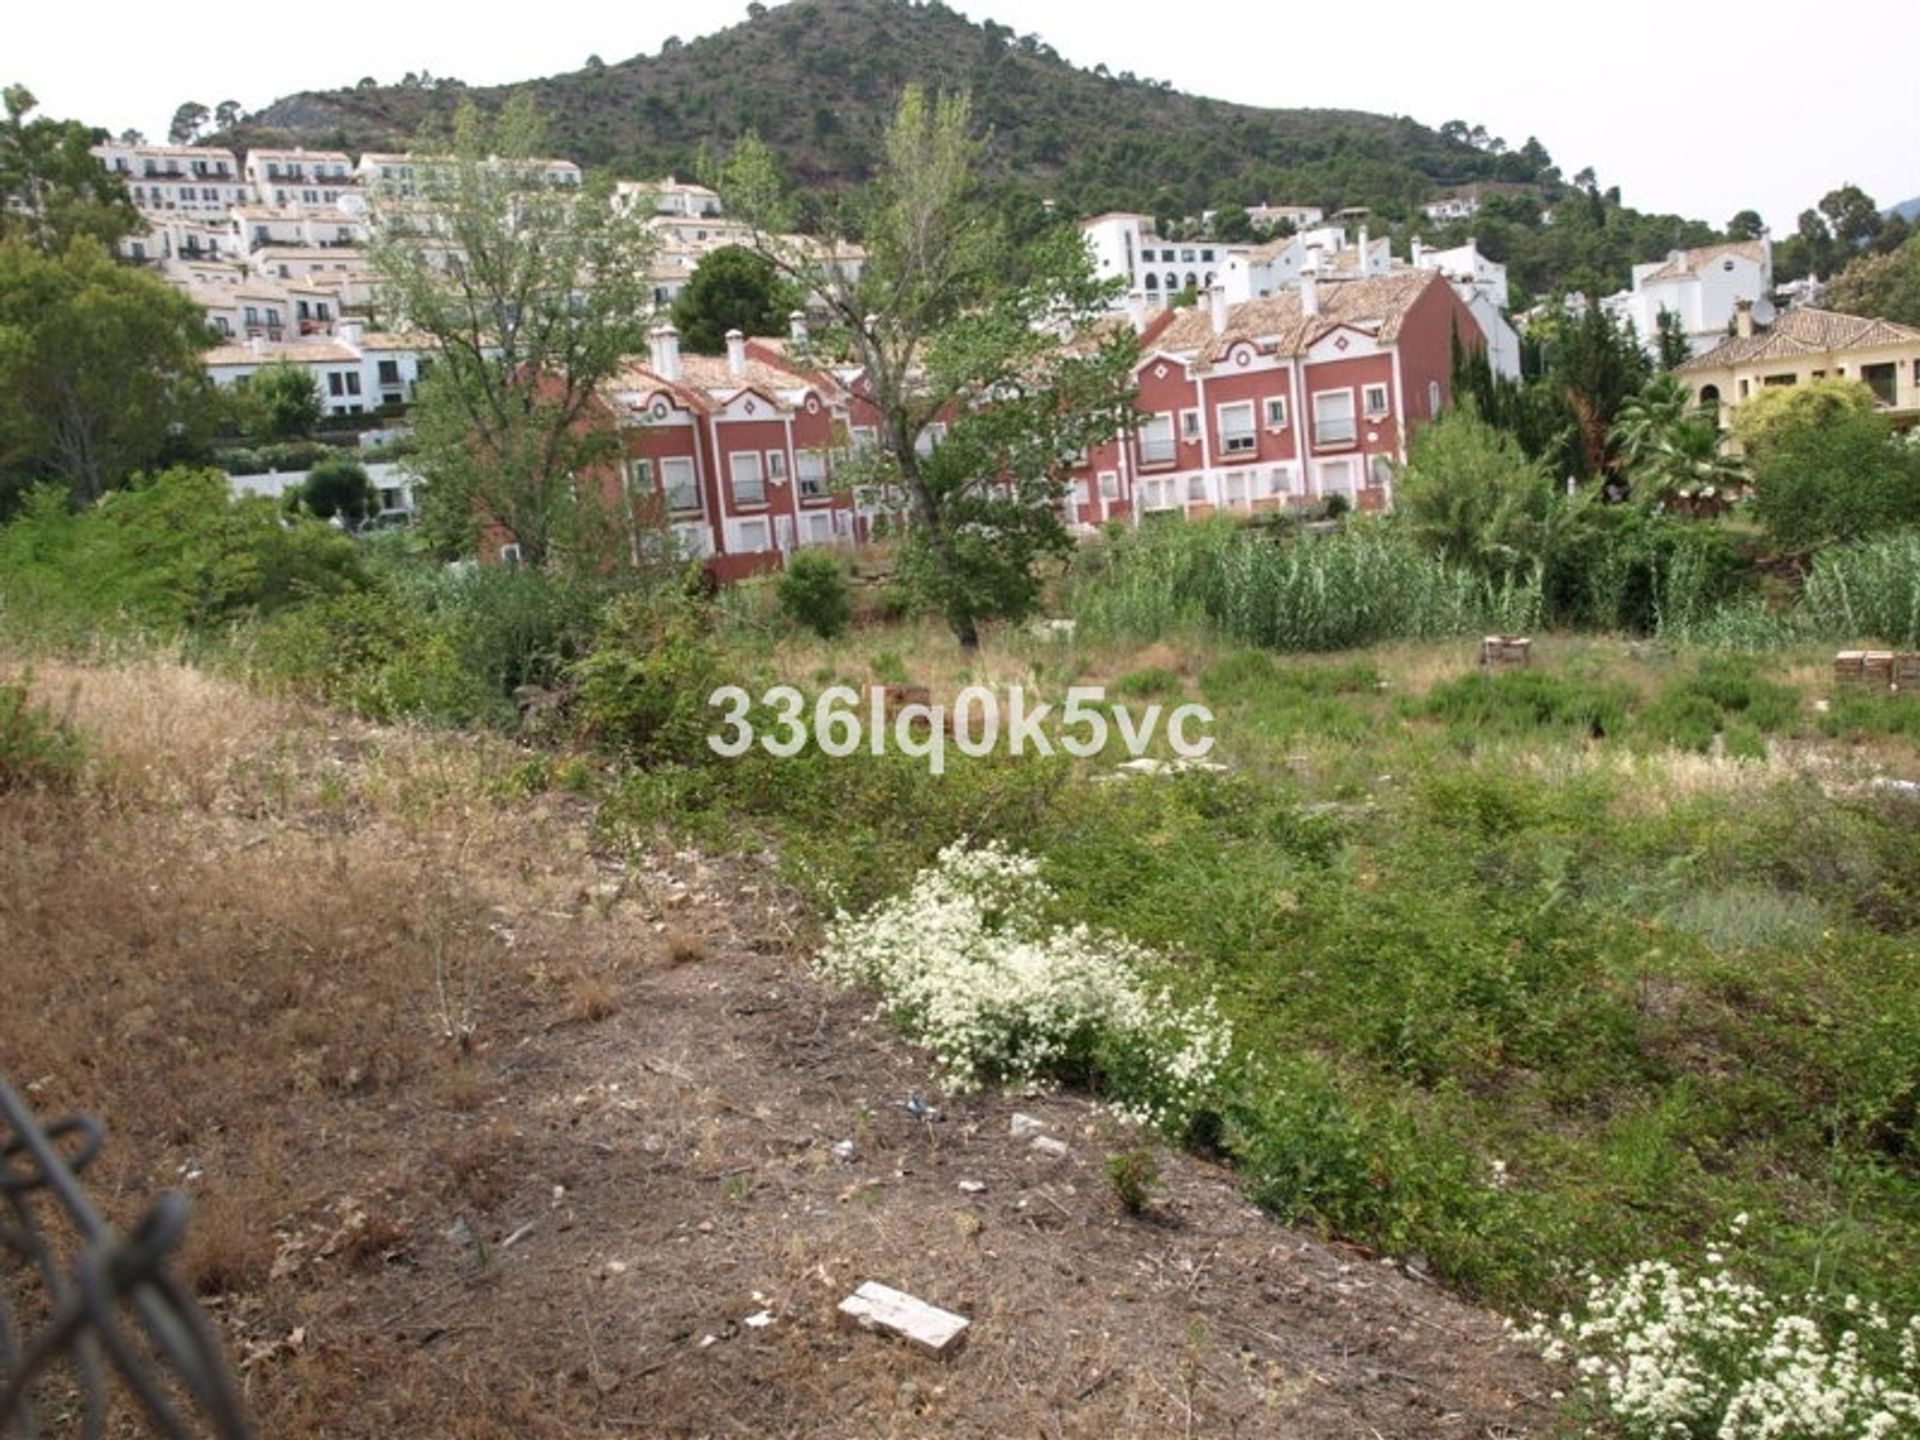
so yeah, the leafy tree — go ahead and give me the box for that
[299,457,376,523]
[1819,184,1884,254]
[1726,210,1766,241]
[214,100,243,130]
[1395,404,1553,581]
[1730,377,1878,455]
[1824,232,1920,326]
[167,101,209,146]
[1748,398,1920,553]
[0,86,138,254]
[719,87,1138,647]
[369,94,660,569]
[245,361,323,440]
[1653,308,1691,372]
[670,244,800,353]
[1448,327,1574,472]
[777,549,852,638]
[0,240,215,508]
[1542,303,1651,483]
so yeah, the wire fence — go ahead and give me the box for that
[1,1071,255,1438]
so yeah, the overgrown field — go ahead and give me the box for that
[8,484,1920,1432]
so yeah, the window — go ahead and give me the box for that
[1186,475,1209,503]
[1762,373,1796,388]
[730,517,772,553]
[1428,381,1442,415]
[1265,397,1289,429]
[244,306,259,327]
[1862,362,1898,406]
[328,372,345,397]
[345,372,360,396]
[1143,273,1159,292]
[766,450,787,483]
[729,451,765,506]
[662,457,700,512]
[377,360,400,386]
[796,448,828,497]
[1098,471,1119,501]
[627,458,654,495]
[1138,413,1175,466]
[1363,384,1390,417]
[1218,401,1257,454]
[1181,249,1195,263]
[850,424,879,454]
[1312,390,1357,446]
[1180,409,1201,441]
[1267,466,1293,497]
[1370,455,1394,488]
[498,542,522,569]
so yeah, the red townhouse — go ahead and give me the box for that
[1066,269,1486,528]
[603,323,861,582]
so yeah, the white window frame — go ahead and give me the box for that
[1098,471,1119,501]
[1138,413,1176,467]
[1185,474,1209,504]
[729,516,773,553]
[1264,396,1289,430]
[1312,389,1357,447]
[1370,454,1396,488]
[1179,408,1202,441]
[728,450,766,507]
[766,449,787,483]
[796,447,829,498]
[1363,383,1390,417]
[1217,400,1257,454]
[626,458,654,497]
[661,456,700,513]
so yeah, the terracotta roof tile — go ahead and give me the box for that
[1151,271,1441,364]
[1677,307,1920,372]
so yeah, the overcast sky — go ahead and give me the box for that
[12,0,1917,234]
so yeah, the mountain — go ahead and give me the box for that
[228,0,1548,224]
[1892,196,1920,223]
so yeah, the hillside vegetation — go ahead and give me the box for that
[234,0,1538,219]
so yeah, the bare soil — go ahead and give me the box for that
[1,661,1556,1438]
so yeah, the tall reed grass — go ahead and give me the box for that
[1070,518,1541,652]
[1803,529,1920,646]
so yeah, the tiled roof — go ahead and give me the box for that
[1152,271,1441,363]
[1677,307,1920,373]
[204,341,359,366]
[1641,241,1767,284]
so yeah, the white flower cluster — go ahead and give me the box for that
[817,840,1231,1131]
[1515,1225,1920,1439]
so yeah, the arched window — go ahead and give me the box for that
[1204,272,1215,288]
[1143,273,1159,291]
[1698,384,1721,412]
[1165,272,1178,291]
[1185,272,1198,291]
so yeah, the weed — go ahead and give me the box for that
[1106,1147,1164,1216]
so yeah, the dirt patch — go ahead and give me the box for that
[1,661,1555,1437]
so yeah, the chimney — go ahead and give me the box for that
[649,322,682,382]
[1300,270,1320,317]
[1411,237,1427,267]
[788,309,809,352]
[1357,224,1371,273]
[1125,290,1148,332]
[725,327,747,377]
[1735,300,1754,339]
[1207,283,1229,336]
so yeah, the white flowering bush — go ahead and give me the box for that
[817,840,1231,1133]
[1516,1224,1920,1439]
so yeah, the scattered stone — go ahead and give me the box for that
[743,1310,775,1329]
[1871,777,1920,798]
[1009,1113,1047,1139]
[956,1180,986,1195]
[1030,1136,1070,1159]
[837,1281,970,1359]
[831,1139,858,1165]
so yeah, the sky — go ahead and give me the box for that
[11,0,1918,235]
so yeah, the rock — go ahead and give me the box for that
[831,1139,857,1165]
[1009,1113,1047,1139]
[1030,1136,1070,1159]
[957,1180,986,1195]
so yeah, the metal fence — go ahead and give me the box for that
[1,1072,254,1438]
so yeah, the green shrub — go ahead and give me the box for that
[1111,665,1182,699]
[1642,657,1798,753]
[776,550,853,639]
[298,457,376,523]
[1106,1147,1164,1215]
[0,672,84,790]
[1803,530,1920,647]
[1414,670,1630,744]
[570,593,721,766]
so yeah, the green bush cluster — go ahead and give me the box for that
[776,550,853,639]
[0,672,84,791]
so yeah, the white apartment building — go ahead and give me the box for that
[243,149,356,207]
[1602,239,1774,359]
[202,322,436,415]
[1081,212,1249,307]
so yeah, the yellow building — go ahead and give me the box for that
[1678,304,1920,430]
